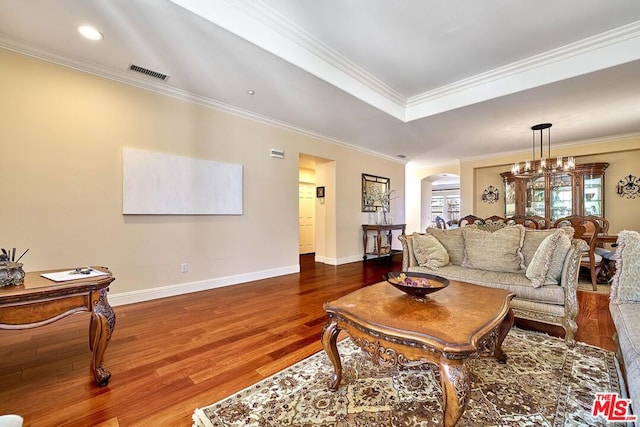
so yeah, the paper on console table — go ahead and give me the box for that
[41,269,109,282]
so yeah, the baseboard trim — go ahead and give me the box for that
[108,264,300,307]
[314,255,334,264]
[335,255,365,265]
[314,255,363,265]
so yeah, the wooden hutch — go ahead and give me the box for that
[500,162,608,221]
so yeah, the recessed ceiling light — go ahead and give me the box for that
[77,25,103,41]
[246,90,255,95]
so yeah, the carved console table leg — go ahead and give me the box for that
[439,358,470,427]
[321,320,342,391]
[89,289,116,387]
[362,230,368,261]
[494,308,514,363]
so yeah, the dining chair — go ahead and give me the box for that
[483,215,506,225]
[529,215,550,229]
[435,216,447,230]
[585,215,610,235]
[458,214,483,227]
[506,215,540,229]
[585,215,616,282]
[553,215,602,290]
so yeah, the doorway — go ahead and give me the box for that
[422,173,460,230]
[299,182,315,254]
[299,155,318,256]
[299,154,335,265]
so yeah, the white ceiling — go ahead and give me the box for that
[1,0,639,167]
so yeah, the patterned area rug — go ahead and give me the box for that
[577,278,611,294]
[193,329,623,427]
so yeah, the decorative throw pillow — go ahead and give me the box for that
[610,230,640,303]
[525,230,572,288]
[426,226,471,266]
[412,233,449,269]
[520,229,559,269]
[461,225,525,273]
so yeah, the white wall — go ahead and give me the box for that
[0,49,405,304]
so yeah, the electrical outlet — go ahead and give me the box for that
[181,263,188,273]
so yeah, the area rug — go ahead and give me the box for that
[577,278,611,294]
[193,328,623,427]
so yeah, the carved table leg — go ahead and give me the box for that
[322,320,342,391]
[493,308,514,363]
[363,229,368,261]
[439,358,470,427]
[89,289,116,387]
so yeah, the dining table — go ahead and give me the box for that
[595,233,619,245]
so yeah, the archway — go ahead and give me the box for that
[420,173,460,231]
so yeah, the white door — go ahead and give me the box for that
[299,184,315,254]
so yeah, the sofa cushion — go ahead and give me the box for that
[521,228,559,268]
[408,264,565,305]
[526,230,572,288]
[412,233,449,269]
[426,226,470,266]
[609,302,640,410]
[461,225,524,273]
[520,227,573,269]
[611,230,640,303]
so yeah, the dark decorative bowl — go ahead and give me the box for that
[383,272,449,299]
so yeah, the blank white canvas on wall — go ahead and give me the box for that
[122,148,243,215]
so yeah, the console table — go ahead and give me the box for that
[0,267,116,386]
[362,223,406,261]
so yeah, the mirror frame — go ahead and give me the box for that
[362,173,390,212]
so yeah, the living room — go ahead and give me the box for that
[2,2,640,426]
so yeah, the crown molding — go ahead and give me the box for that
[0,35,405,165]
[405,20,640,121]
[2,7,638,168]
[10,1,637,129]
[170,1,640,125]
[232,0,407,106]
[169,0,407,120]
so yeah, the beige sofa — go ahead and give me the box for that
[399,224,586,344]
[608,230,640,418]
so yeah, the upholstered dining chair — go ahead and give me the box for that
[553,215,602,290]
[529,215,551,229]
[435,216,447,230]
[506,215,540,229]
[483,215,506,225]
[458,214,483,227]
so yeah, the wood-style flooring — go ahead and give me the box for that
[0,254,615,426]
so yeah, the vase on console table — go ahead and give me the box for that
[376,208,383,225]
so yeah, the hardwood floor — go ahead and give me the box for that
[0,254,616,426]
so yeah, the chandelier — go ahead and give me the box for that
[511,123,575,176]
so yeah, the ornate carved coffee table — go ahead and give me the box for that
[322,280,514,427]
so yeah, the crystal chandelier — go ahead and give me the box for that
[511,123,575,176]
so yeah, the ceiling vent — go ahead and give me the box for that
[128,64,169,81]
